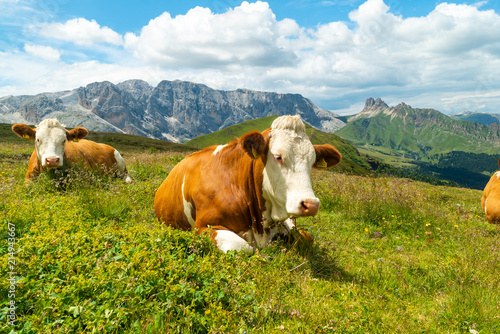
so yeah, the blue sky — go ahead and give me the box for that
[1,0,500,115]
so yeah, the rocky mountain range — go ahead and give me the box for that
[0,79,345,142]
[336,97,500,159]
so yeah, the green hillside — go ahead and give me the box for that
[186,115,374,175]
[186,115,279,148]
[336,104,500,159]
[334,102,500,189]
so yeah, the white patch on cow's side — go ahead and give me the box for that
[35,119,68,168]
[496,172,500,179]
[182,176,195,228]
[113,149,132,183]
[212,144,227,156]
[261,116,319,221]
[214,230,254,254]
[114,149,126,172]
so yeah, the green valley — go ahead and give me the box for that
[336,98,500,189]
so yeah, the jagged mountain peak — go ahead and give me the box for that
[364,97,389,111]
[394,102,411,110]
[0,79,345,142]
[351,98,447,123]
[350,97,390,121]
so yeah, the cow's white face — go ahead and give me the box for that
[262,116,320,222]
[12,119,88,169]
[35,122,68,168]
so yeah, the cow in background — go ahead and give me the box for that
[12,119,132,183]
[482,159,500,224]
[154,115,341,253]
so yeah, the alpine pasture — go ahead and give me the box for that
[1,124,499,333]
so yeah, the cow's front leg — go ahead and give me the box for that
[198,227,254,254]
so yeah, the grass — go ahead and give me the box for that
[356,146,417,168]
[1,130,500,333]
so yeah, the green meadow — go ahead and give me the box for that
[1,126,499,333]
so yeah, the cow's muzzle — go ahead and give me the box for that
[45,157,61,168]
[298,199,320,216]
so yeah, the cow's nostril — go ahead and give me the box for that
[300,200,319,216]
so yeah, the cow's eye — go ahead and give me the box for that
[273,154,283,164]
[36,138,40,143]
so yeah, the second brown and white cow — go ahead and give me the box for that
[12,119,132,183]
[482,159,500,224]
[154,115,341,253]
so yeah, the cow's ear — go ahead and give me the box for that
[240,130,266,159]
[66,127,88,142]
[12,124,36,141]
[498,158,500,168]
[313,144,342,168]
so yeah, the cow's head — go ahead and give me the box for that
[12,119,88,168]
[242,115,341,222]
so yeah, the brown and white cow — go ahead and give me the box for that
[482,159,500,224]
[12,119,132,183]
[154,115,341,253]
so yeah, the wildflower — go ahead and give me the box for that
[425,223,431,226]
[205,310,211,315]
[454,224,458,228]
[364,228,369,232]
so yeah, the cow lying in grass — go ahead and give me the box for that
[12,119,132,183]
[154,115,342,253]
[482,160,500,224]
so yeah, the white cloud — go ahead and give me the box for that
[124,1,297,68]
[24,43,60,62]
[2,0,500,115]
[38,18,123,46]
[0,50,162,96]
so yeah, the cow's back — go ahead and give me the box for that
[65,139,119,170]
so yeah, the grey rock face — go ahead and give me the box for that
[1,79,345,142]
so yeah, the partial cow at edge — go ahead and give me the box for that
[481,158,500,224]
[12,119,132,183]
[154,115,342,254]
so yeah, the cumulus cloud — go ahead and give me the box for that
[2,0,500,115]
[273,0,500,113]
[120,0,500,111]
[24,43,60,62]
[38,18,123,46]
[124,1,297,68]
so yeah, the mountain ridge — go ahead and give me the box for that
[450,110,500,125]
[336,97,500,160]
[0,79,345,142]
